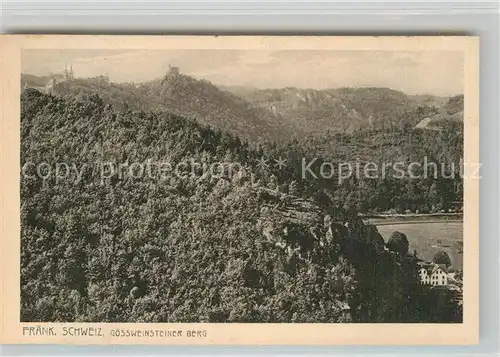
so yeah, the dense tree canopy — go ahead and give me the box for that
[433,250,452,268]
[386,231,410,255]
[28,71,465,215]
[20,88,462,323]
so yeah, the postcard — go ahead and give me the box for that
[0,35,479,345]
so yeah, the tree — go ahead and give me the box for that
[433,250,452,268]
[386,231,409,255]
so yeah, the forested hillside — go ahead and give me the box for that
[236,87,413,134]
[23,71,464,213]
[223,86,463,136]
[24,70,463,143]
[21,89,461,322]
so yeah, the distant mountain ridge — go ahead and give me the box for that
[22,73,65,88]
[23,70,285,142]
[21,71,463,142]
[137,70,285,141]
[220,85,463,136]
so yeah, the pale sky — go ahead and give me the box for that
[22,49,464,96]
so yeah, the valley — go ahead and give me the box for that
[20,65,464,323]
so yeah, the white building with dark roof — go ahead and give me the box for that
[418,262,448,286]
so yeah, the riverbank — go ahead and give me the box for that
[361,213,463,226]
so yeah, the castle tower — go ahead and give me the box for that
[168,64,180,76]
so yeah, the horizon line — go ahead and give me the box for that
[21,72,464,98]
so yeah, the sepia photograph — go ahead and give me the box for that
[1,35,479,345]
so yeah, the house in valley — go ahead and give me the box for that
[418,262,449,286]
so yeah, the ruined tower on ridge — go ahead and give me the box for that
[168,64,180,76]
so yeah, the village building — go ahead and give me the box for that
[23,63,75,94]
[418,261,449,286]
[44,77,58,94]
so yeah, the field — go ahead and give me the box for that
[376,222,464,270]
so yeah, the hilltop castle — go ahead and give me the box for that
[161,64,181,89]
[168,64,180,76]
[23,64,75,94]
